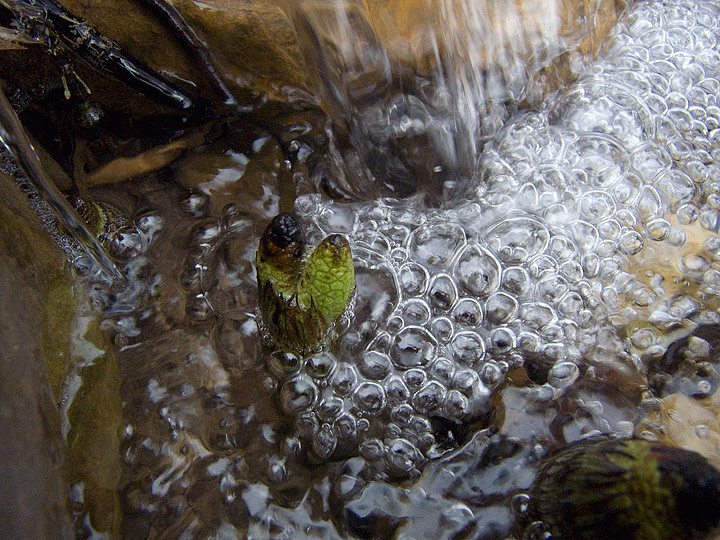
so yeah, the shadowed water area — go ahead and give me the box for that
[2,0,720,538]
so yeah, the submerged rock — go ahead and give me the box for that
[529,437,720,540]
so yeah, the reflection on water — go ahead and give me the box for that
[58,0,720,538]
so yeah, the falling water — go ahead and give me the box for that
[280,0,609,201]
[0,88,122,280]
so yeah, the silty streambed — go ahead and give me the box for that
[11,0,720,538]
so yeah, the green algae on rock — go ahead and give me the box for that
[0,171,75,402]
[530,437,720,540]
[71,197,127,245]
[256,212,354,354]
[65,317,123,535]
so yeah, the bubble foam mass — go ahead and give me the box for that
[258,0,720,474]
[103,0,720,487]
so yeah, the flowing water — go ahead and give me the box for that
[280,0,595,201]
[12,0,720,538]
[0,88,122,280]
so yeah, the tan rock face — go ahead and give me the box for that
[171,0,309,95]
[281,0,629,129]
[0,174,123,536]
[0,173,73,401]
[361,0,621,70]
[59,0,308,104]
[55,0,626,107]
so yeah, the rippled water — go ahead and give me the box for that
[57,0,720,538]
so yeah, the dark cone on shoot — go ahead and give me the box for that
[256,212,354,353]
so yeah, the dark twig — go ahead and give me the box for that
[138,0,237,106]
[3,0,199,111]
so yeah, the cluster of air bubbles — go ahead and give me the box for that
[0,147,21,176]
[175,196,266,372]
[179,198,260,325]
[263,0,720,477]
[288,190,602,472]
[5,83,50,114]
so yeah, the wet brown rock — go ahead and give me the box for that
[364,0,627,71]
[0,174,73,539]
[0,172,74,400]
[0,173,125,534]
[55,0,626,106]
[66,321,123,534]
[60,0,309,104]
[529,0,629,100]
[0,173,124,535]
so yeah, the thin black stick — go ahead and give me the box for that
[3,0,198,111]
[138,0,237,106]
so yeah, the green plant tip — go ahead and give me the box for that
[256,212,355,353]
